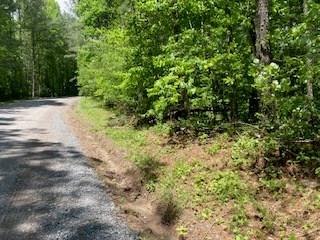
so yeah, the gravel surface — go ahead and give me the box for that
[0,97,137,240]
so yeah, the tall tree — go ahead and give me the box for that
[255,0,271,65]
[303,0,313,100]
[0,0,78,100]
[0,0,22,99]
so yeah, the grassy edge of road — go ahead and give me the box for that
[75,97,320,240]
[0,100,15,106]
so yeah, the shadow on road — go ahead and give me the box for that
[0,129,99,239]
[0,98,67,111]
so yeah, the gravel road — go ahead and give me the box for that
[0,97,137,240]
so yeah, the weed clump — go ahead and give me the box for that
[232,134,262,168]
[207,143,222,155]
[260,178,286,195]
[210,171,249,203]
[157,190,181,225]
[134,154,162,183]
[176,225,188,240]
[231,203,249,234]
[256,205,276,233]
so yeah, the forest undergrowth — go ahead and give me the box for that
[77,98,320,240]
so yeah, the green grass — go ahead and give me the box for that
[77,98,148,154]
[157,160,193,207]
[255,205,276,233]
[231,203,249,234]
[192,167,249,204]
[260,178,286,195]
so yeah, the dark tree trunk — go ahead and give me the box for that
[249,90,260,122]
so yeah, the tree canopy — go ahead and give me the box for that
[0,0,78,100]
[76,0,320,143]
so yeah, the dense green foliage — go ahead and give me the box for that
[76,0,320,171]
[0,0,78,100]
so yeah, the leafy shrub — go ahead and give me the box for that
[77,28,130,108]
[277,103,320,143]
[232,134,262,168]
[209,171,248,202]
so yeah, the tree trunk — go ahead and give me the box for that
[32,63,35,98]
[249,0,272,121]
[255,0,271,65]
[303,0,313,100]
[31,31,36,98]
